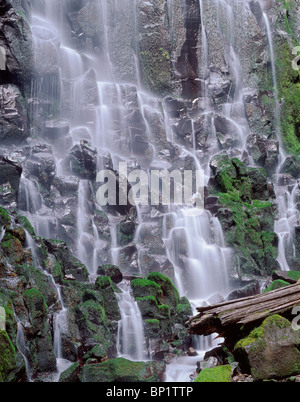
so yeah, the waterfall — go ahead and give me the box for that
[116,280,148,362]
[16,321,33,383]
[7,0,296,383]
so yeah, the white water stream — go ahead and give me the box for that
[11,0,296,383]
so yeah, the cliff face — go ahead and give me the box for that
[0,0,299,382]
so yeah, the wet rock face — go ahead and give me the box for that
[0,4,34,85]
[0,156,22,207]
[0,85,30,145]
[234,315,300,381]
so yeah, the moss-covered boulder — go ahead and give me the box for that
[272,270,300,285]
[131,278,163,301]
[234,315,300,381]
[44,239,89,282]
[97,264,123,284]
[148,272,180,314]
[59,362,80,383]
[264,279,290,293]
[23,288,56,374]
[95,276,120,320]
[79,358,165,382]
[0,207,11,228]
[23,289,48,334]
[210,156,278,277]
[74,299,111,355]
[16,215,36,237]
[16,265,58,308]
[131,273,192,356]
[0,330,17,382]
[1,237,24,264]
[194,365,232,383]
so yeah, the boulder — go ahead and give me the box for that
[95,276,120,320]
[234,315,300,381]
[0,330,17,382]
[79,358,165,382]
[69,141,97,180]
[227,281,261,301]
[280,156,300,179]
[272,270,300,285]
[97,265,123,284]
[0,85,29,145]
[44,239,89,282]
[23,289,56,374]
[0,6,34,83]
[0,156,22,207]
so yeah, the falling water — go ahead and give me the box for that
[16,321,33,383]
[14,0,297,383]
[116,280,148,362]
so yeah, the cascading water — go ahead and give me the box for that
[260,2,300,272]
[9,0,296,383]
[116,280,148,362]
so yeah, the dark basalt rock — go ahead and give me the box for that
[0,85,30,145]
[0,156,22,207]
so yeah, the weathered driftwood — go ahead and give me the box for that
[189,283,300,339]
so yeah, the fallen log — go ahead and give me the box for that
[189,282,300,341]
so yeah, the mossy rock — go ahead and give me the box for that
[147,272,180,313]
[95,276,120,320]
[59,362,80,383]
[234,315,300,381]
[176,297,193,324]
[194,365,232,383]
[264,279,290,293]
[16,265,58,308]
[213,158,277,277]
[0,292,16,337]
[1,237,24,264]
[97,264,123,284]
[17,215,36,237]
[131,278,162,301]
[136,296,160,319]
[79,358,165,382]
[74,299,111,352]
[0,207,11,228]
[0,330,17,382]
[23,288,49,334]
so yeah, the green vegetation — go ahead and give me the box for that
[277,41,300,155]
[264,279,290,293]
[194,365,232,383]
[0,331,17,383]
[210,157,277,276]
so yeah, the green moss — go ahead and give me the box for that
[17,215,36,237]
[1,238,24,264]
[0,330,17,383]
[131,278,162,300]
[235,315,290,351]
[214,159,276,276]
[0,207,11,227]
[147,272,180,309]
[194,365,232,383]
[79,358,164,382]
[264,279,290,293]
[158,304,171,319]
[276,40,300,155]
[145,319,160,326]
[287,271,300,282]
